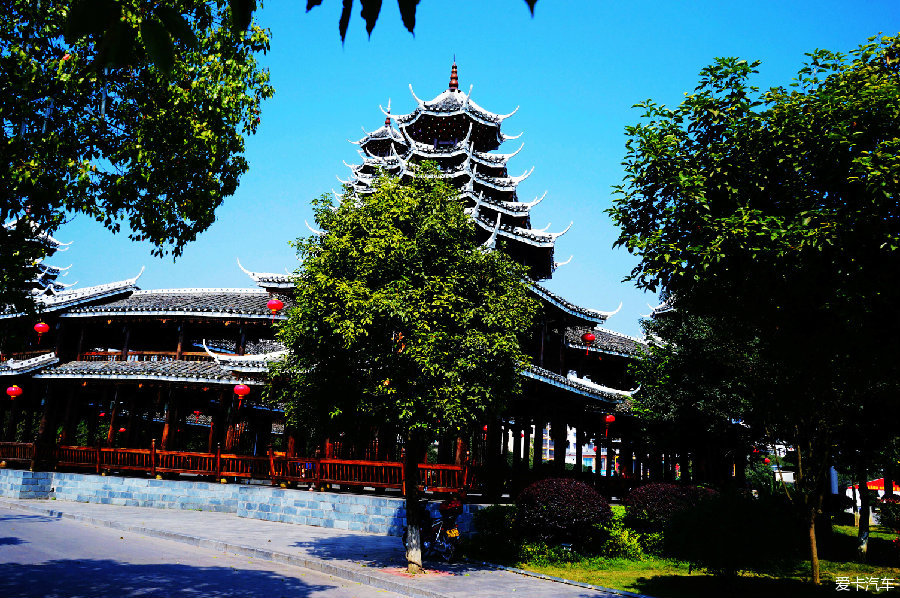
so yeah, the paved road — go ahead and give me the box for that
[0,508,403,598]
[0,498,638,598]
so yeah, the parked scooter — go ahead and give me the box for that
[402,494,464,562]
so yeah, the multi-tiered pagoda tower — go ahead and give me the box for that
[342,62,570,281]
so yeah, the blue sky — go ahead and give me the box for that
[57,1,899,337]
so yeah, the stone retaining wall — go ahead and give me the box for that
[0,469,481,536]
[0,470,52,499]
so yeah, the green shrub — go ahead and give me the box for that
[637,530,665,555]
[623,482,718,532]
[664,492,804,576]
[516,478,612,547]
[598,522,645,559]
[879,495,900,531]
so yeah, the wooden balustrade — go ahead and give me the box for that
[45,444,468,494]
[78,351,213,362]
[0,442,35,466]
[318,459,404,489]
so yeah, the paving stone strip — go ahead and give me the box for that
[0,497,651,598]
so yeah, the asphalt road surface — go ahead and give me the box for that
[0,507,403,598]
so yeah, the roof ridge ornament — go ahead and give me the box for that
[464,84,473,107]
[384,97,392,127]
[449,60,458,91]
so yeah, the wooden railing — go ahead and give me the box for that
[78,351,212,362]
[0,442,35,467]
[51,444,467,494]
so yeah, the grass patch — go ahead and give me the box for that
[517,555,900,597]
[509,520,900,597]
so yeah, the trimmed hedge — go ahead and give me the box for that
[623,482,718,531]
[515,477,612,546]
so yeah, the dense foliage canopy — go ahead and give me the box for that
[608,35,900,583]
[1,0,273,313]
[273,167,537,439]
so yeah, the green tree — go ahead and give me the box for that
[274,166,537,572]
[1,1,273,313]
[608,35,900,584]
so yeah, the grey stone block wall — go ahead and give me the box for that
[0,469,52,499]
[50,473,243,512]
[236,487,483,536]
[1,469,484,537]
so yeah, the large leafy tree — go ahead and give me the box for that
[608,35,900,584]
[1,1,273,313]
[274,166,536,572]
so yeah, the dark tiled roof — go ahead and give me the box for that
[530,284,614,324]
[34,360,259,385]
[523,365,626,403]
[0,352,59,376]
[565,326,646,356]
[63,289,290,319]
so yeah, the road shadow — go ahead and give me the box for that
[289,534,496,575]
[0,513,60,523]
[0,559,340,598]
[0,537,25,545]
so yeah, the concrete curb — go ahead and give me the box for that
[464,559,653,598]
[0,498,451,598]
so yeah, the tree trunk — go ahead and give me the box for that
[808,507,820,585]
[404,430,424,574]
[857,460,871,561]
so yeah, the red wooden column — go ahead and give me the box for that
[106,390,120,447]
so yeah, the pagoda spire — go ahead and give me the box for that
[449,59,458,91]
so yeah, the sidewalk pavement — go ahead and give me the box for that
[0,496,650,598]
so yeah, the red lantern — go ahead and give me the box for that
[482,424,488,432]
[234,383,250,408]
[34,322,49,344]
[99,412,106,417]
[6,385,23,400]
[605,414,616,424]
[764,457,771,464]
[267,298,284,315]
[118,427,126,433]
[193,410,201,417]
[581,331,596,356]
